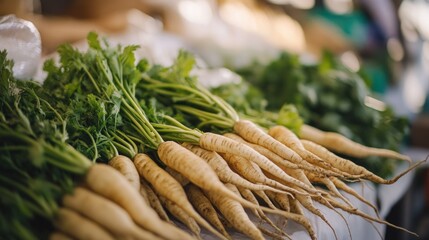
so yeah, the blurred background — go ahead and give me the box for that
[1,0,429,239]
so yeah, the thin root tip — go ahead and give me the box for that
[424,154,429,162]
[404,156,412,164]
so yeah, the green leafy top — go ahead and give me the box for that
[43,32,163,151]
[140,50,240,133]
[211,81,303,133]
[0,50,91,240]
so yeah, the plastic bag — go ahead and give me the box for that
[0,15,41,79]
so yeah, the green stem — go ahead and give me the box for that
[152,123,201,144]
[113,141,134,159]
[196,120,234,130]
[115,130,138,155]
[0,145,31,151]
[81,128,98,162]
[109,141,119,157]
[80,64,102,94]
[177,98,221,113]
[0,176,54,218]
[44,155,88,175]
[112,132,136,157]
[0,187,48,219]
[175,105,235,127]
[124,105,156,139]
[13,102,36,137]
[142,76,214,104]
[43,144,91,173]
[122,132,145,145]
[0,130,37,145]
[210,95,240,122]
[148,88,191,99]
[122,107,158,149]
[115,76,163,145]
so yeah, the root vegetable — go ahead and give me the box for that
[183,143,286,194]
[108,155,140,191]
[301,139,425,184]
[160,196,202,240]
[204,183,264,240]
[62,187,161,240]
[84,164,193,240]
[49,232,74,240]
[199,133,320,193]
[300,124,411,162]
[134,153,227,240]
[223,153,306,196]
[54,208,115,240]
[140,178,171,223]
[186,184,231,239]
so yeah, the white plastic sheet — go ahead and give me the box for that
[0,15,41,79]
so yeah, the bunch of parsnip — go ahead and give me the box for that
[1,33,424,240]
[0,51,192,240]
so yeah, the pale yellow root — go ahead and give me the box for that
[302,139,426,184]
[139,184,150,205]
[186,184,231,239]
[166,167,190,186]
[54,208,115,240]
[233,120,302,163]
[329,177,380,217]
[204,184,265,240]
[302,139,371,178]
[305,171,356,209]
[253,190,278,210]
[259,226,291,240]
[269,126,360,179]
[289,197,304,215]
[62,187,162,240]
[85,164,193,240]
[199,132,319,194]
[269,125,326,166]
[160,196,202,240]
[140,178,172,223]
[281,177,353,240]
[276,197,318,240]
[182,142,286,194]
[237,186,286,236]
[299,124,411,162]
[158,141,310,223]
[49,232,74,240]
[225,132,342,178]
[223,153,306,196]
[228,183,307,240]
[295,193,339,240]
[134,153,227,240]
[266,191,290,212]
[224,133,300,170]
[226,133,325,189]
[108,155,140,191]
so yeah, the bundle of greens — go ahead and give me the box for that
[232,51,409,178]
[0,49,192,240]
[0,50,90,239]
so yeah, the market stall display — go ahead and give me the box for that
[0,32,425,240]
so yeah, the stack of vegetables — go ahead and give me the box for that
[230,52,409,178]
[0,33,424,240]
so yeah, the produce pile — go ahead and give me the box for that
[1,33,424,240]
[230,52,409,178]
